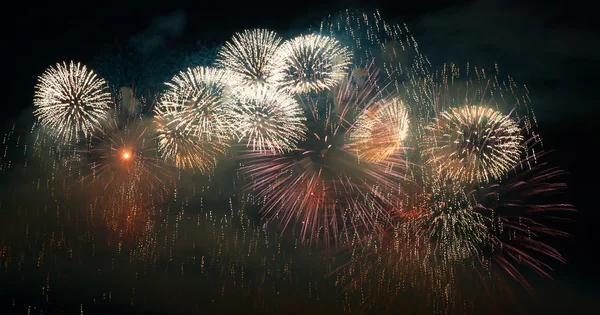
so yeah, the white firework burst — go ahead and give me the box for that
[33,61,111,143]
[423,105,523,184]
[229,85,306,153]
[275,34,352,94]
[156,66,236,141]
[216,29,283,87]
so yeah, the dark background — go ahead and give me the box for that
[1,0,597,313]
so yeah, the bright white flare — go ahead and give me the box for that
[275,34,352,94]
[229,85,306,153]
[216,29,283,87]
[349,97,410,163]
[33,61,111,143]
[423,105,523,184]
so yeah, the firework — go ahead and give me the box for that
[315,9,432,123]
[82,114,170,199]
[229,85,306,153]
[275,34,352,94]
[410,179,489,263]
[423,105,523,184]
[349,97,410,163]
[33,61,111,143]
[240,67,407,245]
[216,29,284,86]
[157,66,236,141]
[154,109,221,172]
[471,152,574,288]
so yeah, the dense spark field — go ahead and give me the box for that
[0,9,573,314]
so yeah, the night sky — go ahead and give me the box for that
[1,0,597,313]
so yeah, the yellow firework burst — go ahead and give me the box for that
[349,97,410,163]
[229,85,306,153]
[275,34,352,94]
[154,108,224,173]
[416,181,490,263]
[33,61,111,143]
[216,29,283,86]
[423,105,523,184]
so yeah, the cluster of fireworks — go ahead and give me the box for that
[4,9,572,313]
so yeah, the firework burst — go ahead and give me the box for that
[229,85,306,153]
[349,97,410,163]
[157,66,236,141]
[33,61,111,143]
[154,109,221,172]
[470,151,574,288]
[240,67,408,246]
[414,179,490,263]
[216,29,284,86]
[275,34,352,94]
[423,105,523,184]
[82,113,170,199]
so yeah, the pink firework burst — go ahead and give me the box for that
[240,65,410,246]
[470,149,574,290]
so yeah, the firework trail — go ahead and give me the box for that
[316,10,432,122]
[217,29,284,86]
[104,193,152,245]
[33,61,112,144]
[240,66,409,246]
[275,34,352,94]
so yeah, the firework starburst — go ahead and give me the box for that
[154,108,222,172]
[229,85,306,153]
[157,66,236,141]
[82,114,170,199]
[423,105,523,184]
[33,61,111,143]
[216,29,284,86]
[241,67,407,245]
[275,34,352,94]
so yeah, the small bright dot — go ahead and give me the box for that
[122,151,131,160]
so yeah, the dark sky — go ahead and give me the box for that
[3,0,597,122]
[2,0,598,311]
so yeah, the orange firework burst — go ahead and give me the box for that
[81,112,171,200]
[349,97,410,163]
